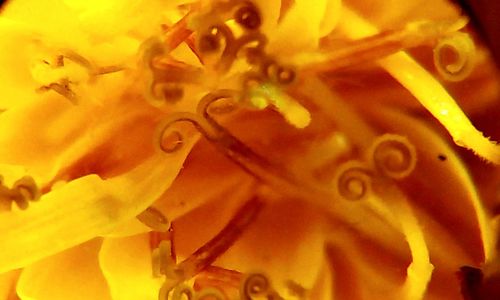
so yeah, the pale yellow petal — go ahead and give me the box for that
[268,0,329,55]
[0,138,195,273]
[0,18,40,110]
[253,0,281,34]
[17,239,111,300]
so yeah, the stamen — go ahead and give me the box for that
[196,23,235,68]
[162,12,194,52]
[368,134,417,180]
[194,266,242,291]
[240,273,270,299]
[174,196,264,280]
[217,31,267,73]
[261,60,296,85]
[152,82,185,104]
[137,206,170,232]
[0,176,41,211]
[433,32,475,82]
[234,2,262,30]
[37,79,78,105]
[158,92,337,214]
[333,161,373,201]
[198,26,228,54]
[141,37,202,105]
[313,18,468,73]
[171,284,195,300]
[156,112,221,153]
[339,8,500,164]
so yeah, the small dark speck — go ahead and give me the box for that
[438,154,447,161]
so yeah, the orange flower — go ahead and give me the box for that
[0,0,499,299]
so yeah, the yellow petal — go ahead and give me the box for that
[0,87,161,185]
[319,0,342,36]
[268,0,330,55]
[252,0,281,34]
[16,239,111,300]
[0,138,195,273]
[0,19,40,110]
[99,234,163,300]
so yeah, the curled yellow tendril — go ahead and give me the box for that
[433,32,476,82]
[240,273,270,299]
[339,8,500,164]
[171,284,195,300]
[334,161,374,201]
[368,134,417,180]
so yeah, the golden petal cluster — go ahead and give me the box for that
[0,0,499,300]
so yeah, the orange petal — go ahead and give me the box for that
[0,270,20,300]
[208,198,327,291]
[155,137,253,222]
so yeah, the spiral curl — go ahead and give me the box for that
[171,284,195,300]
[334,162,373,201]
[369,134,417,179]
[240,273,270,299]
[194,287,226,300]
[0,176,41,211]
[433,32,475,82]
[234,2,262,30]
[156,111,222,154]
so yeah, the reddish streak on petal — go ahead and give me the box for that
[163,12,194,52]
[176,196,264,280]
